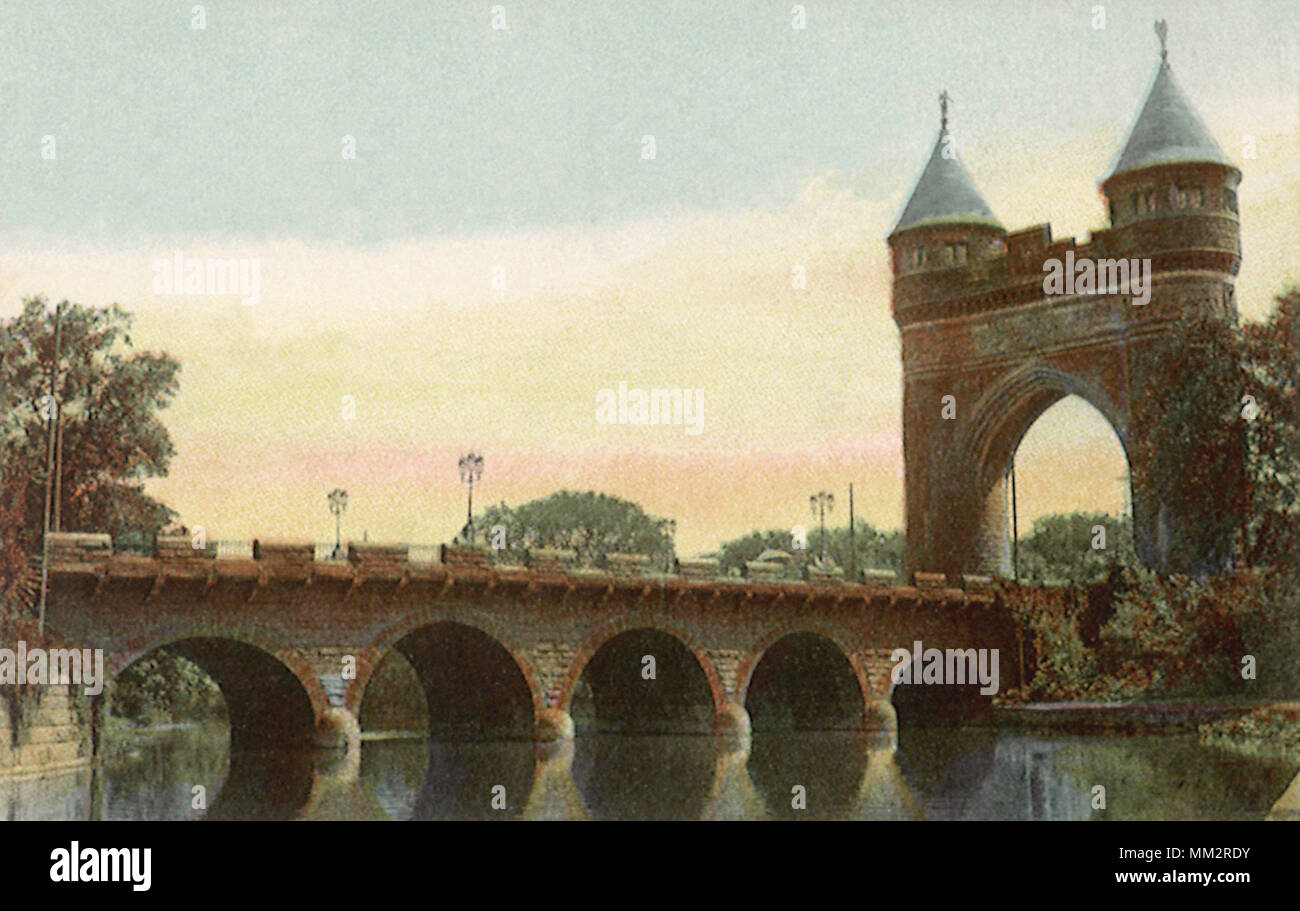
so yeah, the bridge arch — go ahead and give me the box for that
[563,622,722,734]
[738,628,870,732]
[358,617,535,740]
[110,634,323,752]
[349,608,539,712]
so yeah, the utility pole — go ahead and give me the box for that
[53,411,63,532]
[1010,459,1019,582]
[39,302,64,635]
[848,483,856,581]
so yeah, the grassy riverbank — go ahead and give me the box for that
[1196,704,1300,761]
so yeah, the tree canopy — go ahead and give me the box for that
[1132,315,1247,575]
[715,524,903,578]
[1239,288,1300,569]
[1,299,180,620]
[1015,511,1136,587]
[468,490,673,565]
[1131,287,1300,574]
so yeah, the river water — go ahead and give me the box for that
[9,723,1295,821]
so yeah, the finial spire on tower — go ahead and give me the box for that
[1104,18,1232,179]
[891,87,999,234]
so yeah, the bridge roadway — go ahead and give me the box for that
[43,535,1022,752]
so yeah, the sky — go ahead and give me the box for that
[1,0,1297,556]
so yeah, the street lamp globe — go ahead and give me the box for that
[458,451,485,543]
[327,488,349,559]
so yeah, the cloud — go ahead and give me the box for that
[2,138,1294,554]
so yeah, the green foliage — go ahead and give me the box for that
[111,649,226,725]
[716,524,903,578]
[1132,316,1248,575]
[469,490,673,566]
[1237,566,1300,698]
[1130,288,1300,576]
[1000,583,1096,701]
[1095,569,1261,698]
[1002,566,1293,701]
[0,460,38,625]
[1239,288,1300,569]
[717,529,800,576]
[1016,511,1136,587]
[0,298,180,560]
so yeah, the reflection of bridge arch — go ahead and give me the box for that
[113,635,320,752]
[564,622,722,734]
[359,617,535,740]
[739,629,868,731]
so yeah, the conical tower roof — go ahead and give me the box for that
[892,92,1000,235]
[1105,23,1232,179]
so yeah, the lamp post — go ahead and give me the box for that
[810,491,834,562]
[327,488,348,559]
[458,451,484,543]
[660,518,677,571]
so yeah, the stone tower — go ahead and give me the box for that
[888,26,1241,579]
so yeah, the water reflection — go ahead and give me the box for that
[94,724,317,820]
[748,731,870,819]
[408,740,534,820]
[98,724,229,820]
[37,723,1299,821]
[571,734,716,820]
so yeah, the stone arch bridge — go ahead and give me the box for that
[43,535,1022,754]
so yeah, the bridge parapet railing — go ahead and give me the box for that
[47,532,113,564]
[408,544,441,565]
[677,558,720,580]
[347,542,408,572]
[53,532,998,600]
[313,541,347,562]
[213,539,253,560]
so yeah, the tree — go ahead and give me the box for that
[469,491,673,565]
[0,460,39,626]
[1239,288,1300,569]
[112,649,226,725]
[716,524,903,578]
[0,298,179,559]
[1130,287,1300,575]
[1016,511,1136,587]
[1131,315,1248,576]
[717,529,798,576]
